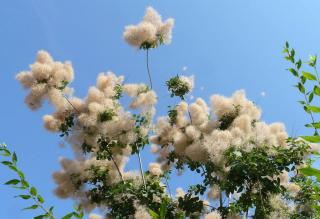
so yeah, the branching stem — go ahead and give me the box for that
[32,196,55,219]
[111,155,124,183]
[137,152,146,188]
[146,49,153,89]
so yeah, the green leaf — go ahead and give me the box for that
[30,187,37,196]
[17,170,25,180]
[309,92,314,102]
[296,82,305,93]
[301,135,320,143]
[8,165,18,172]
[288,68,298,77]
[34,215,46,219]
[16,195,31,200]
[148,209,160,219]
[12,152,17,163]
[23,204,38,210]
[37,195,45,204]
[2,149,11,157]
[309,122,320,128]
[1,161,12,166]
[21,180,29,188]
[160,203,167,219]
[314,86,320,96]
[306,105,320,113]
[62,213,74,219]
[299,167,320,181]
[296,59,302,69]
[302,71,317,80]
[4,179,20,185]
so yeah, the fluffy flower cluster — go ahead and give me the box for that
[16,51,157,211]
[151,89,288,174]
[16,50,74,110]
[123,7,174,48]
[204,211,221,219]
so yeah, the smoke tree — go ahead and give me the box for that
[2,6,319,219]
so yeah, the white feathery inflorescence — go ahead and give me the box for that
[175,187,186,198]
[16,51,158,213]
[89,214,103,219]
[151,89,290,175]
[134,204,152,219]
[123,7,174,48]
[149,162,163,176]
[207,185,221,200]
[204,211,222,219]
[180,75,194,93]
[16,51,74,111]
[15,7,311,218]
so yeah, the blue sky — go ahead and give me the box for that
[1,0,320,218]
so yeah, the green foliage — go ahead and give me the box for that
[130,114,150,154]
[59,114,75,137]
[113,84,123,100]
[81,141,93,154]
[218,105,240,130]
[290,175,320,218]
[57,80,70,90]
[168,106,178,126]
[98,109,116,122]
[97,137,121,160]
[285,42,320,218]
[139,34,166,50]
[166,75,191,100]
[0,143,55,219]
[61,205,84,219]
[1,143,85,219]
[87,175,178,218]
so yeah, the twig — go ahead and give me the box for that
[219,192,223,208]
[146,49,153,89]
[165,175,172,199]
[111,155,124,183]
[63,94,80,114]
[137,152,146,188]
[32,196,55,219]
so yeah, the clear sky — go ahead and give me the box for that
[1,0,320,218]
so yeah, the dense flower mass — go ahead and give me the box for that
[16,50,74,110]
[123,7,174,49]
[14,6,320,219]
[151,89,287,167]
[16,51,158,213]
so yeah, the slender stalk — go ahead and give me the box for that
[63,94,80,114]
[32,196,55,219]
[146,49,153,89]
[188,110,193,124]
[294,65,319,135]
[219,192,223,208]
[165,175,172,199]
[302,90,318,135]
[111,155,124,182]
[137,152,146,188]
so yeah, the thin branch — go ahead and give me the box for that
[188,110,193,124]
[63,94,80,114]
[302,91,318,135]
[110,155,124,183]
[137,152,146,188]
[219,192,223,208]
[146,49,153,89]
[32,196,55,219]
[165,175,173,199]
